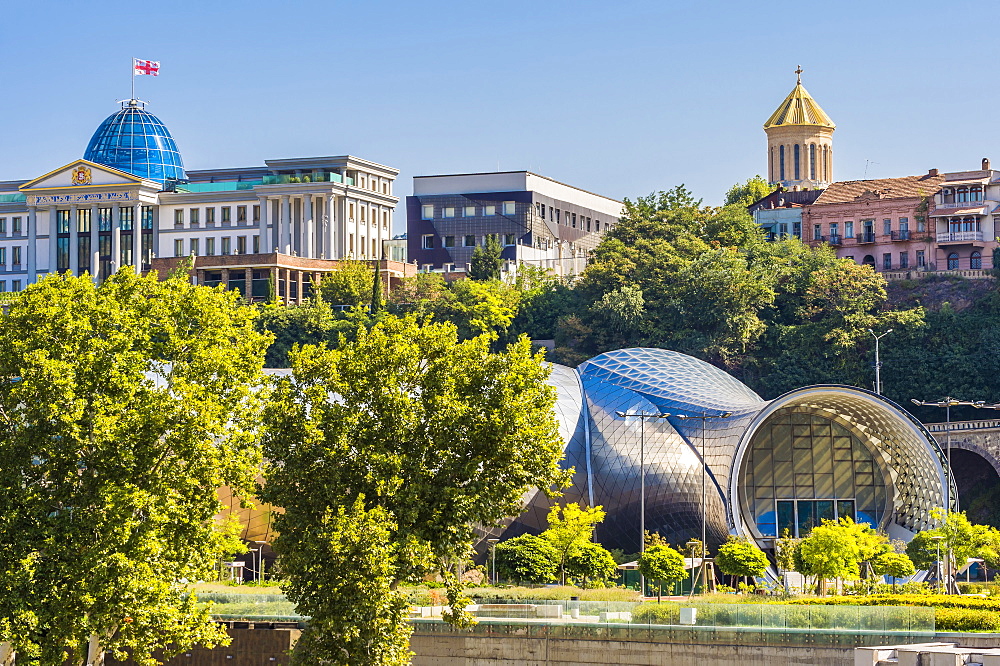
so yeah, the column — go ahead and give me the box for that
[296,270,303,304]
[304,195,315,258]
[221,268,230,290]
[111,207,121,276]
[326,195,337,259]
[26,207,36,284]
[69,205,79,275]
[151,206,160,265]
[258,197,269,254]
[280,195,291,254]
[132,202,142,272]
[90,206,99,283]
[47,205,57,275]
[245,267,253,301]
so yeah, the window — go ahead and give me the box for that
[0,248,5,266]
[421,205,434,220]
[174,210,184,226]
[221,237,232,255]
[0,218,5,234]
[972,186,983,202]
[572,213,577,228]
[587,218,592,232]
[252,235,260,254]
[349,203,355,220]
[957,187,969,203]
[12,280,20,292]
[845,255,855,263]
[190,238,199,256]
[537,203,545,219]
[794,144,800,180]
[444,235,455,248]
[237,236,247,255]
[916,250,926,268]
[845,221,854,238]
[237,206,247,223]
[253,205,260,222]
[899,251,909,269]
[595,220,601,231]
[190,209,200,225]
[422,234,435,249]
[464,235,475,247]
[899,217,909,231]
[484,205,496,216]
[174,239,184,257]
[11,217,20,234]
[12,247,21,266]
[829,222,839,239]
[503,201,515,215]
[504,234,515,246]
[206,237,216,256]
[809,144,816,180]
[971,251,983,270]
[56,210,71,234]
[0,281,5,292]
[883,219,891,236]
[443,207,455,218]
[883,253,892,270]
[779,145,785,180]
[221,207,231,223]
[917,216,926,232]
[948,252,959,270]
[813,224,821,241]
[205,208,216,224]
[383,211,389,230]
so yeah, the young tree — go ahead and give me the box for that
[469,235,503,281]
[543,503,606,585]
[714,537,769,589]
[565,541,618,588]
[637,544,686,601]
[797,521,862,596]
[906,510,999,593]
[371,262,384,314]
[0,270,269,665]
[874,552,916,592]
[319,258,373,306]
[494,534,558,585]
[724,175,775,208]
[260,315,568,664]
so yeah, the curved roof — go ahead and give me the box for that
[763,83,836,130]
[83,100,186,186]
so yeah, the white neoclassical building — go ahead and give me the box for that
[0,99,411,302]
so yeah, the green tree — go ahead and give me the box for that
[873,552,916,592]
[637,544,686,601]
[543,503,606,585]
[565,541,618,588]
[371,263,384,314]
[319,258,373,306]
[494,534,558,585]
[469,235,503,281]
[421,279,520,340]
[797,520,863,596]
[0,269,269,665]
[256,300,335,367]
[906,510,1000,593]
[714,537,769,588]
[724,175,775,208]
[260,315,569,664]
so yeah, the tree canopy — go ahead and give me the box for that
[494,534,558,585]
[259,315,569,663]
[637,544,686,599]
[0,269,269,665]
[543,503,606,585]
[715,537,769,584]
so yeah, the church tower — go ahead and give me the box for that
[764,67,835,191]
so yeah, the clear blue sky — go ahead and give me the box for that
[1,0,995,224]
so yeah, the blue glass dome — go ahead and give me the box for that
[83,100,186,186]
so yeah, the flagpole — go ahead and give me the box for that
[131,57,135,101]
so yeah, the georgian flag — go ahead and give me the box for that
[133,59,160,76]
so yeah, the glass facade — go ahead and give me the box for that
[83,101,186,186]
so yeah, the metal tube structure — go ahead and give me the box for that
[487,538,499,585]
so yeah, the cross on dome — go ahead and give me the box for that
[795,65,803,85]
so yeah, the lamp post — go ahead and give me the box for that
[930,535,945,594]
[616,410,673,596]
[868,328,892,395]
[686,539,700,593]
[672,410,734,595]
[487,538,499,586]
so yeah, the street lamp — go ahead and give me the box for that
[867,328,892,395]
[487,538,499,586]
[616,410,673,595]
[930,535,945,594]
[686,539,700,593]
[672,410,734,595]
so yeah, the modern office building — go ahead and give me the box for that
[406,171,622,277]
[0,99,411,301]
[491,348,949,555]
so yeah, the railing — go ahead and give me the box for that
[827,235,842,245]
[812,235,826,242]
[891,230,911,241]
[937,231,984,243]
[0,193,26,204]
[880,268,991,281]
[262,173,354,186]
[857,232,876,244]
[926,419,1000,433]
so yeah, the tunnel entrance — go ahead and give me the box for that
[952,449,1000,529]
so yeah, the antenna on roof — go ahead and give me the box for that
[864,160,879,179]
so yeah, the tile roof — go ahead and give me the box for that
[812,174,944,205]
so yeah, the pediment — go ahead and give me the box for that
[20,159,143,191]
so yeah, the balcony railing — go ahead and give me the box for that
[827,235,842,246]
[261,172,355,186]
[891,230,911,241]
[936,231,984,243]
[812,235,826,243]
[857,232,876,244]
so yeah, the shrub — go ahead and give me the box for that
[631,602,680,624]
[936,607,1000,632]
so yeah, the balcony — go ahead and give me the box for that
[856,232,876,244]
[936,231,984,244]
[891,230,911,241]
[827,235,842,246]
[261,172,355,186]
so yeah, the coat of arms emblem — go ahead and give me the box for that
[71,166,92,186]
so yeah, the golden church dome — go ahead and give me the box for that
[763,81,835,130]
